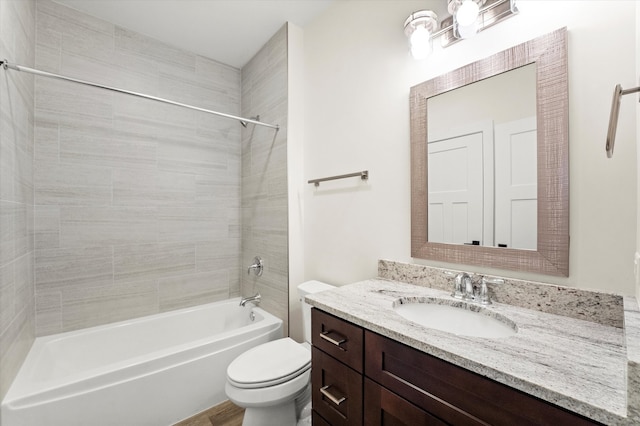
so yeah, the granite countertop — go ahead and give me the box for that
[306,278,631,425]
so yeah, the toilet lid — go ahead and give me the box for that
[227,338,311,388]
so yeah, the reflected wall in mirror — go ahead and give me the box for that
[427,63,537,250]
[410,28,569,276]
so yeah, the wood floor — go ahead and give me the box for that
[174,400,244,426]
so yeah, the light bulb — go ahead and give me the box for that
[410,26,432,60]
[456,0,479,27]
[457,20,478,39]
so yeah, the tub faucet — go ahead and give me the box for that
[239,292,261,307]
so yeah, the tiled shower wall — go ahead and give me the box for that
[33,0,244,335]
[0,0,36,399]
[241,26,289,335]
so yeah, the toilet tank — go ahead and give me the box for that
[298,280,335,344]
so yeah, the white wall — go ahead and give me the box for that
[303,1,637,295]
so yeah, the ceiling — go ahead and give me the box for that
[53,0,334,69]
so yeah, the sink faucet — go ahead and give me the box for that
[239,292,261,307]
[461,273,475,301]
[444,271,471,299]
[444,271,504,305]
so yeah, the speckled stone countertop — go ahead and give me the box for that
[306,278,635,425]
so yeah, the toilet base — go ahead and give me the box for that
[242,401,296,426]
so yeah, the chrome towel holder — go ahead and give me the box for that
[308,170,369,187]
[605,83,640,158]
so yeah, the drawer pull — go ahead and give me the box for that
[320,385,346,406]
[319,330,346,347]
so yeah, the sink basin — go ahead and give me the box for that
[393,298,517,338]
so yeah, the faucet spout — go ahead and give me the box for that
[239,292,261,307]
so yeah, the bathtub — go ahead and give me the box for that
[1,298,283,426]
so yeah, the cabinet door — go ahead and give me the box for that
[364,378,449,426]
[312,347,363,426]
[312,410,332,426]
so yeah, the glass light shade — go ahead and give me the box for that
[456,0,480,27]
[410,26,432,60]
[457,20,479,39]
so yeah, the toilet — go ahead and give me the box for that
[225,280,335,426]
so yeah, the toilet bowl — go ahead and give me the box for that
[225,281,335,426]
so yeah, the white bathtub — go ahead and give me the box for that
[1,298,283,426]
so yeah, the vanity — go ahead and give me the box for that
[306,261,640,425]
[304,25,640,426]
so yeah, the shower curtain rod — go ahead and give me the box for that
[0,60,279,130]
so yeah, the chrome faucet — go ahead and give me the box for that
[452,272,468,299]
[239,292,261,307]
[444,271,504,305]
[461,273,475,301]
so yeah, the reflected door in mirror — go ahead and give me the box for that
[494,117,537,250]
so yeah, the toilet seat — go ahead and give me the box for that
[227,338,311,389]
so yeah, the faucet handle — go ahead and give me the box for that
[247,256,263,276]
[444,271,465,299]
[478,277,504,305]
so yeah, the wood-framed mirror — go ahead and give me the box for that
[410,28,569,276]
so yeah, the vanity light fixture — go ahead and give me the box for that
[448,0,485,39]
[404,0,518,59]
[404,10,438,60]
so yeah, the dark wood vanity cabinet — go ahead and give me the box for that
[311,308,603,426]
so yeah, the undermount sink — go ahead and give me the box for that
[393,298,518,339]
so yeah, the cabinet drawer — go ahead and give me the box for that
[312,309,363,372]
[312,347,363,426]
[365,331,601,426]
[364,378,449,426]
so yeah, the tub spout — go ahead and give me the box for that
[239,293,261,307]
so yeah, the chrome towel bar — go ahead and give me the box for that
[308,170,369,187]
[605,83,640,158]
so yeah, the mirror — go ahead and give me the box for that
[427,63,537,250]
[410,28,569,276]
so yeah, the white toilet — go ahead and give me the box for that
[225,280,335,426]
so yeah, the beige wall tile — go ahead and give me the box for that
[0,262,16,334]
[35,246,113,290]
[196,240,241,273]
[0,0,35,400]
[114,26,195,73]
[158,207,228,243]
[35,163,112,205]
[0,201,17,266]
[0,308,34,398]
[59,206,158,247]
[113,243,195,284]
[61,280,158,331]
[159,270,229,311]
[59,124,157,169]
[34,290,61,335]
[34,205,59,249]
